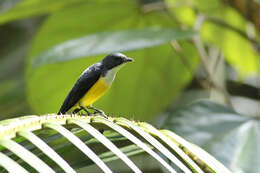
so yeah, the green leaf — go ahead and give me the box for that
[0,0,86,24]
[0,0,22,14]
[161,100,260,173]
[201,8,260,77]
[166,1,260,77]
[32,28,196,67]
[26,1,199,120]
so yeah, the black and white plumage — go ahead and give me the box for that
[58,53,133,115]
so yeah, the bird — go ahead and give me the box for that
[58,52,133,116]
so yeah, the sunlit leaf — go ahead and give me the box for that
[202,8,260,77]
[166,1,260,77]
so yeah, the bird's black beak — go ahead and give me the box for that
[124,57,134,62]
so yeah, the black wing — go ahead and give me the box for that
[58,63,102,114]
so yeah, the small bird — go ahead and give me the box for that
[58,53,133,115]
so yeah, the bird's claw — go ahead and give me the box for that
[94,111,108,119]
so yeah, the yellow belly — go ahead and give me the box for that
[79,77,110,107]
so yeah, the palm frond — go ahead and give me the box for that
[0,114,231,173]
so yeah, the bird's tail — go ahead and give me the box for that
[57,108,64,115]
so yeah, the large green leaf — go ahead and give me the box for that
[161,100,260,173]
[32,28,196,67]
[26,1,199,120]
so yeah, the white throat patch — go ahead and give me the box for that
[102,64,124,85]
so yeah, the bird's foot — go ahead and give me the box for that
[94,111,108,119]
[87,106,108,119]
[80,106,91,116]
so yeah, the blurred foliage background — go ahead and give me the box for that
[0,0,259,172]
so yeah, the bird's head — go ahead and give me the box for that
[101,53,133,70]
